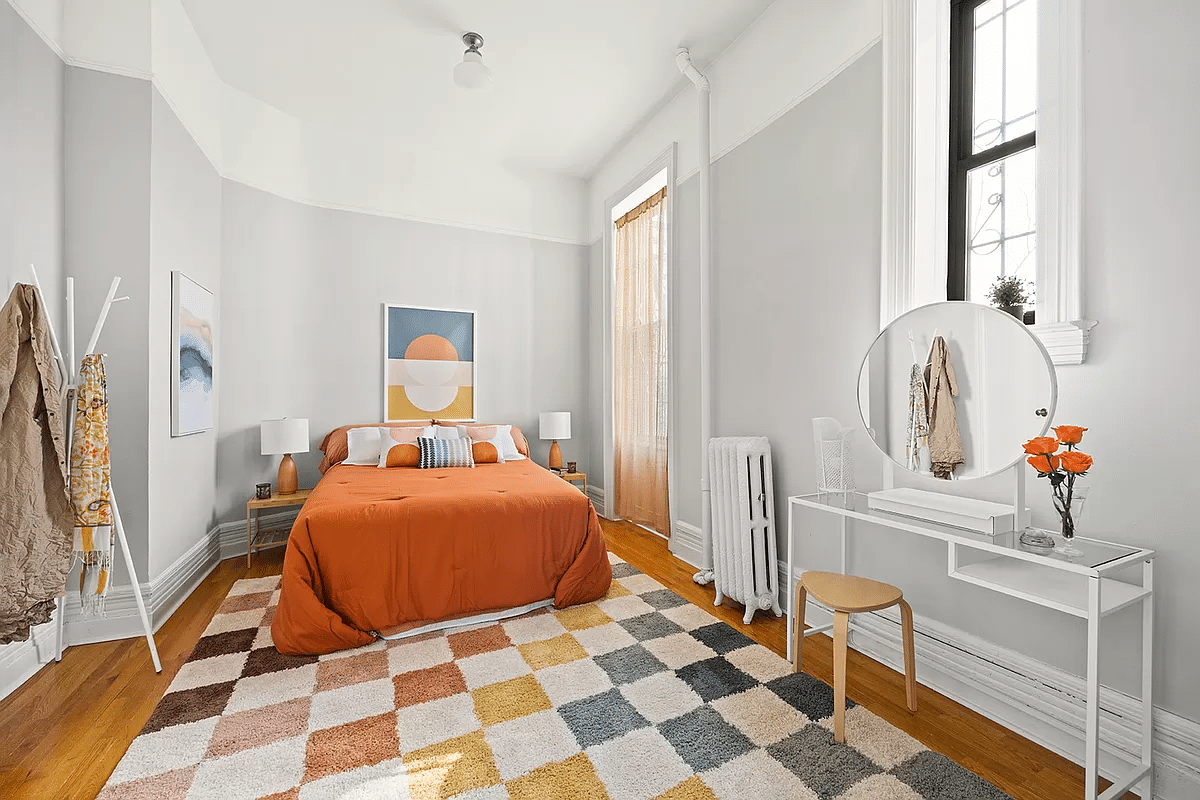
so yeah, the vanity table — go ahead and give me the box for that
[790,301,1156,800]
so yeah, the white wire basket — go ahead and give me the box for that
[813,417,856,494]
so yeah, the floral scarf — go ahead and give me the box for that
[70,354,113,615]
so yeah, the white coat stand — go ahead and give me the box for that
[29,265,161,673]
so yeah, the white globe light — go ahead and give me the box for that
[454,50,491,89]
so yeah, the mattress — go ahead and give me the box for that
[270,459,612,655]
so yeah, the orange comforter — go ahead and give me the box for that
[271,460,612,655]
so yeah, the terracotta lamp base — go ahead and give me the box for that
[548,440,562,470]
[277,453,298,495]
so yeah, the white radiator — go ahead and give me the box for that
[707,437,783,624]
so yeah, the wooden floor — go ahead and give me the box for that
[0,521,1132,800]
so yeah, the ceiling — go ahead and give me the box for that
[179,0,776,177]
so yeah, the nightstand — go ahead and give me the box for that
[246,488,312,566]
[560,471,587,494]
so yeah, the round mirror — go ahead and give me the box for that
[857,301,1057,480]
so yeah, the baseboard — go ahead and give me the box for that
[781,561,1199,799]
[586,485,605,513]
[669,520,703,568]
[0,619,59,702]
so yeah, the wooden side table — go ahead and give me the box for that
[246,488,312,566]
[561,471,587,494]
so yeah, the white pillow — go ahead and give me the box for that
[433,425,462,440]
[344,427,383,465]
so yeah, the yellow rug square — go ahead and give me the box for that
[604,581,633,599]
[506,752,610,800]
[471,674,553,726]
[553,604,614,631]
[402,730,501,800]
[517,634,589,671]
[654,775,718,800]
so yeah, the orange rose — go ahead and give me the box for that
[1053,425,1088,445]
[1059,451,1093,473]
[1023,437,1059,456]
[1026,454,1061,473]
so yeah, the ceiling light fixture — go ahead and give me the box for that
[453,32,491,89]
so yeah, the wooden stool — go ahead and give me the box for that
[792,570,917,743]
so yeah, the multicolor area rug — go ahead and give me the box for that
[99,554,1012,800]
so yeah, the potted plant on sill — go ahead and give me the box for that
[985,275,1032,320]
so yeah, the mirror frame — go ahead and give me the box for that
[858,301,1059,480]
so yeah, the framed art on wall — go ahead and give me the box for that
[383,304,476,422]
[171,271,215,436]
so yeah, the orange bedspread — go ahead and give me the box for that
[271,460,612,655]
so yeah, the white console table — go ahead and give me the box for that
[787,492,1155,800]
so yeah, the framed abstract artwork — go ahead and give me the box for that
[171,271,215,436]
[383,304,476,422]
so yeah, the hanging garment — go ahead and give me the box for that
[924,335,965,479]
[905,363,930,471]
[0,284,72,644]
[71,354,114,615]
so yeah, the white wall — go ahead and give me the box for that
[147,88,221,577]
[0,0,63,326]
[587,0,881,243]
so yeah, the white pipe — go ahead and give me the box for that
[677,49,716,579]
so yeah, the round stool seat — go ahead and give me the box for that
[800,571,903,614]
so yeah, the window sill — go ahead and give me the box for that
[1030,319,1097,365]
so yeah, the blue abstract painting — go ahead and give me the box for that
[171,271,214,436]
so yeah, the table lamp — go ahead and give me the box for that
[261,417,309,495]
[539,411,571,470]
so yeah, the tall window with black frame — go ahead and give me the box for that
[948,0,1038,320]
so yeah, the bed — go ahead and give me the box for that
[270,430,612,656]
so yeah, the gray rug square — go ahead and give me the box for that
[594,643,668,684]
[675,656,759,702]
[768,723,884,800]
[766,670,856,720]
[556,686,651,748]
[618,611,685,642]
[658,704,756,772]
[639,588,692,610]
[891,750,1015,800]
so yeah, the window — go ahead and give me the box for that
[948,0,1038,309]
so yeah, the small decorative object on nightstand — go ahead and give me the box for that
[255,482,271,500]
[539,411,571,469]
[246,488,312,566]
[261,417,309,495]
[567,461,577,473]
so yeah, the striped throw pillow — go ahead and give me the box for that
[417,436,475,469]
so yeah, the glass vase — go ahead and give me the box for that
[1054,483,1089,557]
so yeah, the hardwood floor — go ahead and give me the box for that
[0,523,1132,800]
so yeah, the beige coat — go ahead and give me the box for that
[0,284,72,644]
[924,335,964,479]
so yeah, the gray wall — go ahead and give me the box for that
[147,90,222,577]
[215,182,591,522]
[64,67,152,582]
[0,0,64,328]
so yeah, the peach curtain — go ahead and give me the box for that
[613,187,670,535]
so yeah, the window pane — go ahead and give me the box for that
[973,0,1038,153]
[966,147,1037,306]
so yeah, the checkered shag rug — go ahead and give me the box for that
[99,554,1013,800]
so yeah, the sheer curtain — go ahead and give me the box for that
[613,186,669,535]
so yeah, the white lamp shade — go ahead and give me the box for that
[453,51,491,89]
[539,412,571,441]
[261,418,309,455]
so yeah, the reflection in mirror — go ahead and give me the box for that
[857,302,1056,480]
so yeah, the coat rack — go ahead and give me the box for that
[29,265,161,673]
